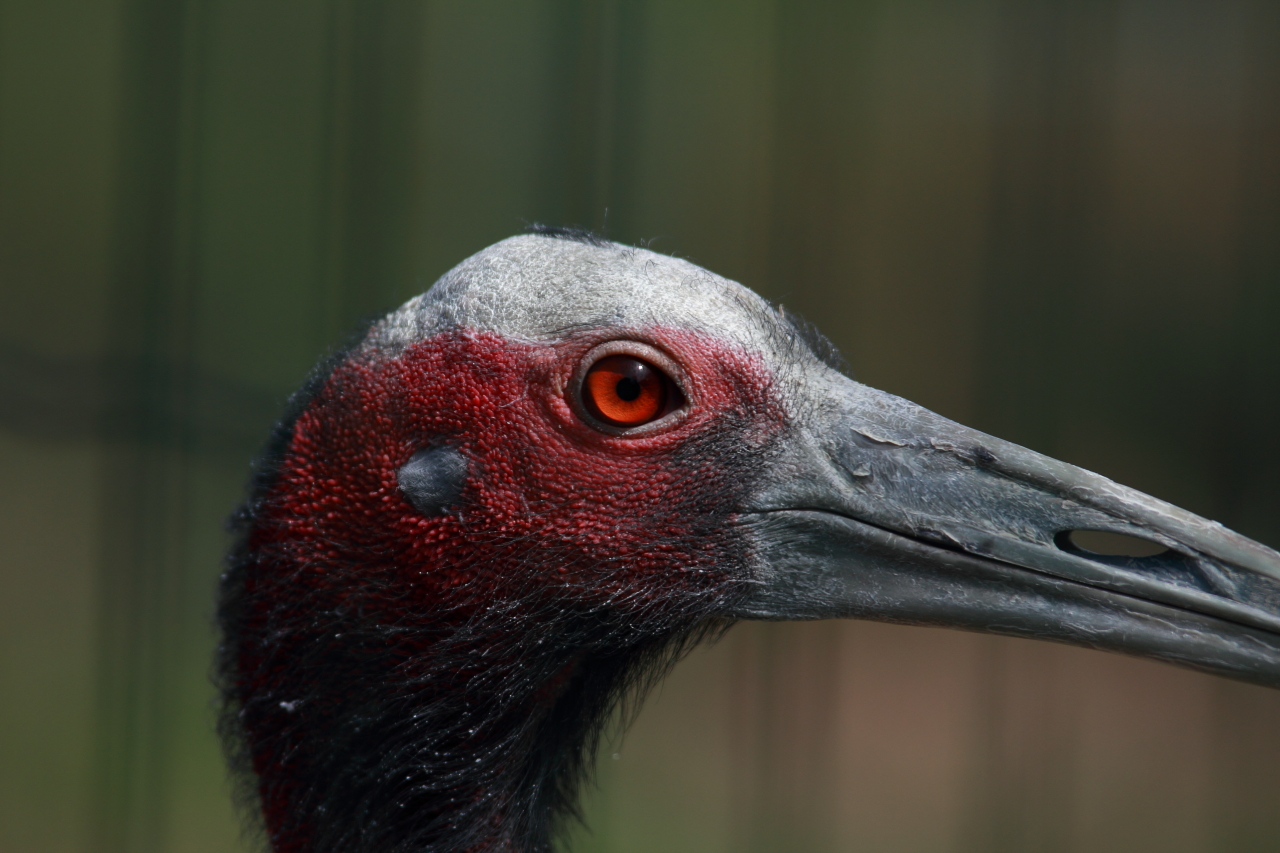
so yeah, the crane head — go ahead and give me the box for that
[219,229,1280,853]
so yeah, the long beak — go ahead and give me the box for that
[735,370,1280,688]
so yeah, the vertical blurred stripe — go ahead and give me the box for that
[92,2,199,850]
[964,3,1119,850]
[1211,5,1280,850]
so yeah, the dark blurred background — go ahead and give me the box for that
[3,1,1279,851]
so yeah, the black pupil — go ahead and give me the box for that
[615,376,642,401]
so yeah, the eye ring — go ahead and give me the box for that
[570,341,690,436]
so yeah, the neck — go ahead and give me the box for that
[219,577,721,853]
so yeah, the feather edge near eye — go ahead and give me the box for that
[575,343,687,431]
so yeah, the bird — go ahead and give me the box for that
[218,225,1280,853]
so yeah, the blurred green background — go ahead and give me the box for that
[2,1,1279,851]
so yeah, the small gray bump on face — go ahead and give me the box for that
[398,446,468,516]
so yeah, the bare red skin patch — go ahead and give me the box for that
[233,327,786,852]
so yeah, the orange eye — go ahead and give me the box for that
[582,355,674,427]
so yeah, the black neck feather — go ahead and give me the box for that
[218,545,729,852]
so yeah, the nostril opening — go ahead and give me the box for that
[1055,530,1222,595]
[1056,529,1170,559]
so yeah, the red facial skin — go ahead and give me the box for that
[232,327,786,852]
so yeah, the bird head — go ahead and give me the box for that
[219,228,1280,853]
